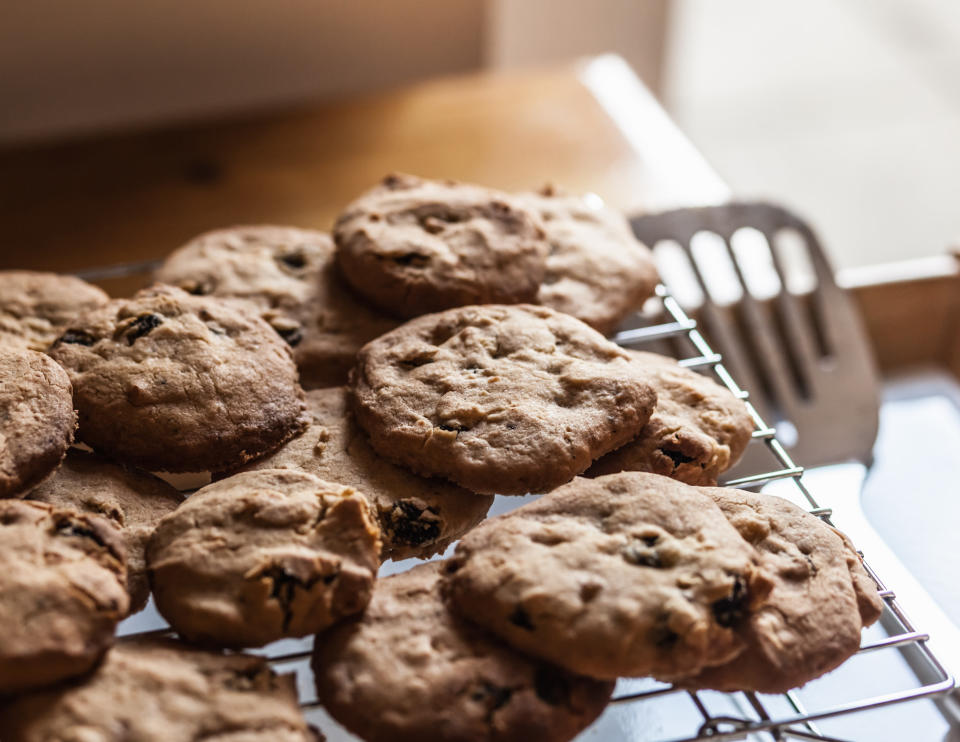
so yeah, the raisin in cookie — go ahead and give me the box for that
[235,387,493,560]
[313,561,613,742]
[588,350,754,485]
[0,347,75,498]
[443,472,774,680]
[48,285,308,472]
[148,469,380,648]
[0,638,320,742]
[0,270,109,351]
[0,500,128,694]
[520,187,658,335]
[677,488,883,692]
[155,225,397,388]
[334,174,550,318]
[27,450,182,613]
[350,304,657,495]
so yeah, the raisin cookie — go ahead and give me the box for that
[0,638,320,741]
[148,469,381,648]
[48,285,308,472]
[27,450,182,613]
[235,387,493,560]
[0,270,109,351]
[443,472,774,680]
[588,350,754,485]
[0,347,76,498]
[350,304,658,495]
[334,174,550,318]
[313,561,614,742]
[155,225,397,388]
[520,187,658,335]
[0,500,128,694]
[677,488,883,692]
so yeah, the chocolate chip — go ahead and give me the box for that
[392,252,429,268]
[124,313,163,345]
[712,576,748,628]
[661,446,697,466]
[508,605,535,631]
[55,518,106,548]
[264,566,310,632]
[277,326,303,347]
[55,329,96,346]
[623,543,662,568]
[533,665,571,706]
[386,501,441,547]
[277,252,307,270]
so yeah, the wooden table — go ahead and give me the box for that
[0,55,727,283]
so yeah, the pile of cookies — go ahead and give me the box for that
[0,174,882,741]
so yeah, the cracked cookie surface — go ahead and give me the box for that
[350,304,658,495]
[335,174,550,317]
[678,488,883,692]
[520,187,658,335]
[588,350,754,485]
[156,225,397,388]
[148,469,381,648]
[443,472,773,680]
[0,270,109,351]
[27,450,183,613]
[234,387,492,560]
[0,347,76,498]
[313,560,614,742]
[0,499,128,694]
[0,638,321,742]
[48,285,308,472]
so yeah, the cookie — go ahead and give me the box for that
[334,174,550,318]
[677,488,883,692]
[0,499,128,694]
[0,270,109,351]
[235,387,493,560]
[0,638,320,741]
[350,304,658,495]
[26,450,182,613]
[520,187,658,335]
[48,285,309,472]
[148,469,381,648]
[155,226,397,388]
[443,472,774,680]
[587,350,754,485]
[313,561,614,742]
[0,347,76,498]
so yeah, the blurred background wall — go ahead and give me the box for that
[3,0,958,267]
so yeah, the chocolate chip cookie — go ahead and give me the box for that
[334,174,550,317]
[520,187,658,335]
[148,469,381,648]
[313,561,614,742]
[443,472,774,680]
[155,225,397,388]
[587,350,754,485]
[27,450,182,613]
[236,387,493,560]
[48,285,309,472]
[0,500,128,694]
[677,488,883,692]
[0,270,109,351]
[0,347,76,498]
[0,638,320,741]
[350,304,658,495]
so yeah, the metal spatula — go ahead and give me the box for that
[624,201,879,475]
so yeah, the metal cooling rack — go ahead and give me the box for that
[83,260,955,742]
